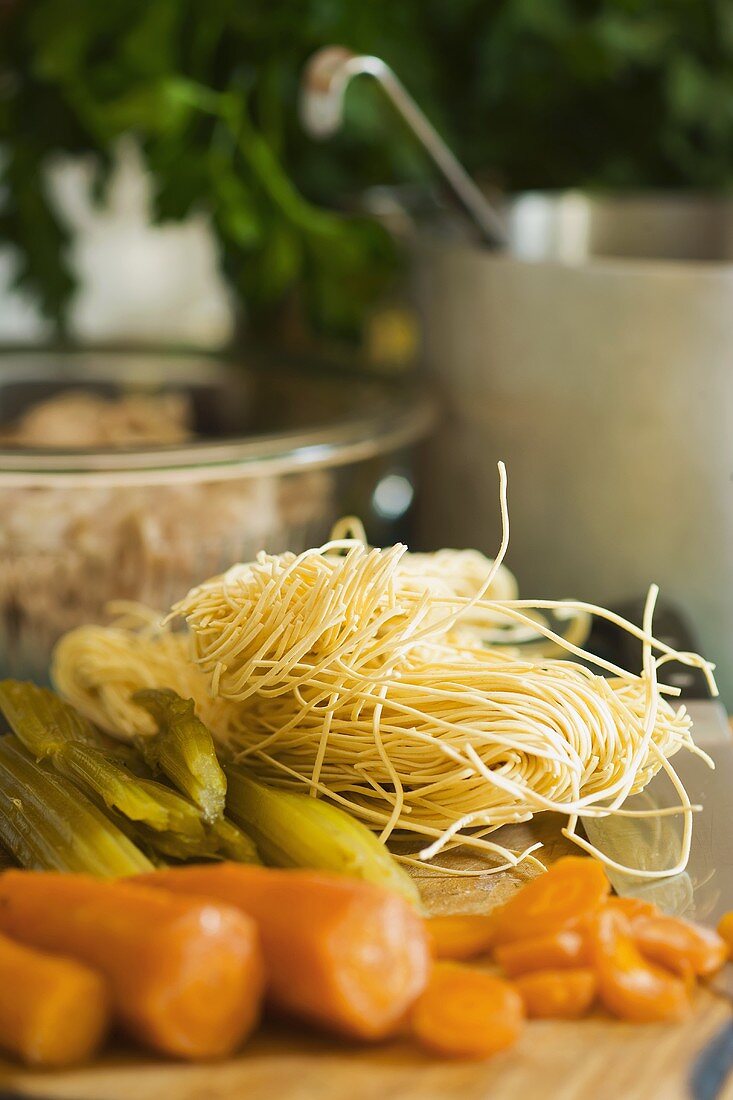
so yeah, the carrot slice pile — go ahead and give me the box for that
[495,929,587,977]
[489,857,610,945]
[419,857,728,1046]
[410,962,524,1059]
[512,968,597,1019]
[425,913,497,961]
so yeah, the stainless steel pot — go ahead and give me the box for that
[300,50,733,696]
[412,191,733,700]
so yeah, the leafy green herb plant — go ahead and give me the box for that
[2,1,733,338]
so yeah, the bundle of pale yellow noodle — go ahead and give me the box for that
[52,465,716,877]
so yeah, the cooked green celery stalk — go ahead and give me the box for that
[135,830,205,863]
[209,817,261,864]
[134,783,208,840]
[0,679,141,769]
[0,735,152,876]
[224,767,420,906]
[52,740,206,839]
[54,743,172,831]
[0,679,100,756]
[133,690,227,823]
[129,814,260,865]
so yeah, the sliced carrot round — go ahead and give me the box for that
[512,968,597,1019]
[589,909,690,1023]
[606,896,660,923]
[425,914,497,961]
[633,916,727,978]
[718,912,733,949]
[490,857,610,946]
[495,929,587,978]
[411,963,524,1059]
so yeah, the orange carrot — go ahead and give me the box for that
[490,857,610,946]
[0,930,110,1067]
[133,863,430,1041]
[495,929,587,977]
[631,915,727,978]
[718,912,733,950]
[606,896,660,922]
[410,962,524,1059]
[589,908,690,1023]
[512,968,597,1019]
[0,870,264,1060]
[425,913,497,960]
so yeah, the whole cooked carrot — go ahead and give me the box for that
[133,863,430,1040]
[0,931,110,1067]
[410,962,524,1059]
[0,871,264,1060]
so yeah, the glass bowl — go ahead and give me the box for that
[0,349,433,680]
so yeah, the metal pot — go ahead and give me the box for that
[301,51,733,698]
[412,191,733,700]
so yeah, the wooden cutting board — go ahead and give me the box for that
[1,815,731,1100]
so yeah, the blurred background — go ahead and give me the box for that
[2,1,733,695]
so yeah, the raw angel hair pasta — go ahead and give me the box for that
[52,464,717,877]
